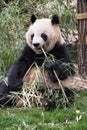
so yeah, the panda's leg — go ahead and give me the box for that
[58,87,74,107]
[42,88,74,110]
[0,78,9,94]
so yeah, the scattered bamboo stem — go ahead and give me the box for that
[41,46,69,104]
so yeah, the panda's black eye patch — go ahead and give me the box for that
[31,33,34,40]
[41,33,48,41]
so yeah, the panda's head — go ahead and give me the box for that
[26,15,65,54]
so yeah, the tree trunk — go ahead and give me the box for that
[77,0,87,77]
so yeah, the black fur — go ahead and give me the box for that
[31,14,36,24]
[0,81,9,94]
[31,33,34,40]
[51,15,60,25]
[44,44,75,82]
[41,33,48,41]
[8,44,36,91]
[45,61,68,82]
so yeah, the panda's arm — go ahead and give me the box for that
[45,44,75,82]
[56,44,75,77]
[7,44,35,91]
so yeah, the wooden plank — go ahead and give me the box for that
[76,13,87,19]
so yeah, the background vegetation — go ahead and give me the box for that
[0,0,87,130]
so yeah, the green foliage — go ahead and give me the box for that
[68,45,77,63]
[0,91,87,130]
[53,0,76,29]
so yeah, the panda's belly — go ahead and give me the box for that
[23,67,73,89]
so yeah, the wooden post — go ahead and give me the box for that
[77,0,87,77]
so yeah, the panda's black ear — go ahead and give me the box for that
[31,14,36,24]
[51,15,60,25]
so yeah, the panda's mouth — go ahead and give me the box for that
[34,47,42,54]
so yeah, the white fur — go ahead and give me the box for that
[26,18,65,54]
[33,35,44,46]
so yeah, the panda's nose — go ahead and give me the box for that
[33,43,40,47]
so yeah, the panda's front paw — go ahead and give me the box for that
[42,99,56,110]
[45,61,61,71]
[48,71,58,82]
[45,61,61,82]
[0,80,9,94]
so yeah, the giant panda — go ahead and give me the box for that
[0,15,75,108]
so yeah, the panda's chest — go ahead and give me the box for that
[35,52,57,66]
[35,54,45,66]
[34,46,60,66]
